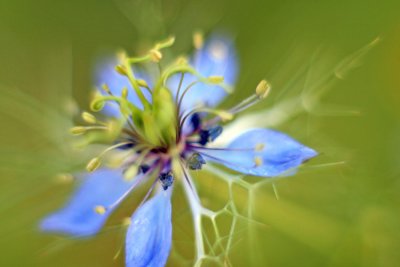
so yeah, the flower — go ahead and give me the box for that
[40,33,317,267]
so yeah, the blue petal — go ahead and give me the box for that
[125,188,172,267]
[168,33,238,112]
[199,129,317,177]
[40,169,138,237]
[94,57,153,116]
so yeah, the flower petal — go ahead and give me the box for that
[94,57,153,116]
[125,188,172,267]
[198,129,317,177]
[40,169,139,237]
[168,33,238,112]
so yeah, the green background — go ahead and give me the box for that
[1,0,400,266]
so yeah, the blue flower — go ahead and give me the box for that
[41,33,317,267]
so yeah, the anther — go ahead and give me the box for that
[123,165,138,181]
[122,87,128,99]
[115,65,128,76]
[255,143,265,151]
[94,205,106,215]
[122,217,131,226]
[86,157,101,172]
[102,84,111,94]
[193,31,204,49]
[149,49,162,62]
[254,156,263,167]
[70,126,87,135]
[208,75,224,84]
[82,112,97,124]
[255,80,271,99]
[137,79,148,88]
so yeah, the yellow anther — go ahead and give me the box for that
[149,49,162,62]
[208,75,224,84]
[254,156,263,167]
[193,31,204,49]
[94,205,106,215]
[122,217,131,226]
[155,36,175,49]
[137,79,148,88]
[102,84,111,94]
[175,56,188,65]
[255,80,271,99]
[115,65,128,76]
[124,165,139,181]
[255,143,265,151]
[86,157,101,172]
[82,112,97,124]
[122,87,128,98]
[218,111,234,122]
[70,126,87,135]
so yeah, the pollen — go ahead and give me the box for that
[254,156,263,167]
[255,143,265,151]
[94,205,106,215]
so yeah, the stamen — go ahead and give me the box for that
[121,87,128,99]
[254,156,263,167]
[149,49,162,62]
[204,80,271,126]
[123,148,151,181]
[94,205,106,215]
[106,162,161,211]
[86,157,101,172]
[255,143,265,151]
[207,75,224,84]
[180,108,233,131]
[122,217,131,227]
[115,65,128,76]
[82,112,97,124]
[193,31,204,50]
[255,79,271,99]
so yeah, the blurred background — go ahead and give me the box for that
[1,0,400,266]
